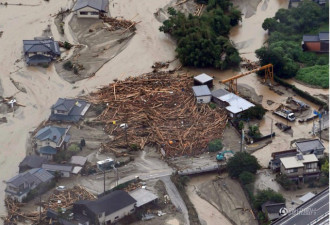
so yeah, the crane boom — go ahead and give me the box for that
[221,64,273,94]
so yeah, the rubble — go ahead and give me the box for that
[101,16,139,32]
[89,71,228,157]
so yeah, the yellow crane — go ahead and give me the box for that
[221,64,274,94]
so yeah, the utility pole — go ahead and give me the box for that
[270,118,273,140]
[319,116,322,140]
[103,170,106,194]
[39,191,41,223]
[240,129,244,152]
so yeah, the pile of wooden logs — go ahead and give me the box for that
[89,71,228,157]
[2,186,96,225]
[102,16,138,32]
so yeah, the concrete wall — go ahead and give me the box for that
[76,6,100,19]
[99,203,135,224]
[196,95,211,104]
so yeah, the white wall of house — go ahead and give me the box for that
[196,95,211,104]
[36,140,57,148]
[76,6,100,18]
[99,203,135,224]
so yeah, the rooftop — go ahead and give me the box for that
[303,32,329,42]
[262,201,286,214]
[280,154,318,169]
[217,91,255,114]
[75,190,136,215]
[211,88,230,98]
[70,156,87,166]
[7,168,53,188]
[39,146,57,155]
[50,98,90,122]
[295,139,325,153]
[194,73,213,84]
[35,126,69,145]
[192,85,211,97]
[23,38,60,55]
[19,155,48,169]
[129,188,158,207]
[42,164,73,172]
[72,0,109,12]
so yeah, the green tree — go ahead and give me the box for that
[227,152,261,178]
[208,139,223,152]
[239,171,255,185]
[321,159,329,177]
[254,189,285,210]
[262,18,278,33]
[276,174,294,190]
[248,125,261,139]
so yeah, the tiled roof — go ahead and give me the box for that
[72,0,109,12]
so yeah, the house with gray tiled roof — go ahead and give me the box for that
[34,126,71,160]
[295,139,325,159]
[49,98,91,123]
[19,155,48,173]
[72,0,109,18]
[5,168,54,202]
[23,37,61,65]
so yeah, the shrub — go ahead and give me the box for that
[319,176,329,186]
[296,65,329,88]
[208,139,223,152]
[209,102,216,109]
[227,152,261,178]
[248,125,261,139]
[241,104,266,120]
[276,174,294,190]
[239,171,255,185]
[63,41,72,50]
[238,120,244,130]
[63,61,73,71]
[254,189,285,210]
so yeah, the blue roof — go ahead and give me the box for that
[50,98,90,122]
[26,55,52,65]
[39,146,57,155]
[35,126,68,144]
[23,38,60,56]
[7,168,53,188]
[72,0,109,12]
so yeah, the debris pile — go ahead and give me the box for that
[241,57,260,70]
[2,186,96,224]
[89,71,228,157]
[102,16,138,32]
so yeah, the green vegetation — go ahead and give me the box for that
[239,171,255,185]
[208,139,223,152]
[296,65,329,88]
[159,0,242,69]
[256,1,329,79]
[254,189,285,210]
[241,104,266,120]
[238,120,244,130]
[227,152,261,178]
[321,158,329,176]
[248,125,261,139]
[276,174,295,190]
[63,60,73,71]
[54,143,80,163]
[208,102,217,109]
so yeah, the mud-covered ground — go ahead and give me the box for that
[55,16,134,83]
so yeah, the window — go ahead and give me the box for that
[90,12,99,15]
[80,11,88,15]
[114,216,119,221]
[286,168,298,173]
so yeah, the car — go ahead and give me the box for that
[56,186,66,191]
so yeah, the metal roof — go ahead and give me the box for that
[280,154,318,169]
[129,188,158,207]
[39,146,57,155]
[23,39,60,55]
[319,32,329,41]
[50,98,90,122]
[218,93,255,114]
[295,139,325,153]
[7,168,53,187]
[70,156,87,166]
[72,166,83,174]
[42,164,73,172]
[194,73,213,83]
[72,0,109,12]
[211,88,230,98]
[299,192,315,203]
[19,155,48,169]
[192,85,211,97]
[303,35,320,42]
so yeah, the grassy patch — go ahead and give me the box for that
[296,65,329,88]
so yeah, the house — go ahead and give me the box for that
[129,188,158,208]
[212,88,255,118]
[72,0,109,19]
[280,154,320,182]
[269,149,298,172]
[194,73,213,88]
[5,168,54,202]
[192,85,212,103]
[295,139,325,159]
[34,125,71,159]
[49,98,91,123]
[261,201,286,221]
[23,37,61,65]
[73,190,137,225]
[18,155,48,173]
[302,32,329,53]
[42,164,73,177]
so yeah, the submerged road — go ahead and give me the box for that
[272,188,329,225]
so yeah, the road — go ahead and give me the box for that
[272,188,329,225]
[161,176,190,225]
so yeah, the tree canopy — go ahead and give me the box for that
[227,152,261,178]
[159,0,242,69]
[254,189,285,210]
[256,1,329,79]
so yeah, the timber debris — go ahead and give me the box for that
[89,71,228,157]
[101,16,138,32]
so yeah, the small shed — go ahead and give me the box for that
[194,73,213,88]
[262,201,286,221]
[129,188,158,207]
[42,164,73,177]
[70,156,87,166]
[192,85,212,104]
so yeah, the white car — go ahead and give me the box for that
[56,186,66,191]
